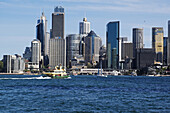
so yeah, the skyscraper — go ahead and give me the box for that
[45,32,50,56]
[3,55,11,73]
[66,34,81,67]
[84,30,102,65]
[23,47,31,61]
[106,21,120,69]
[132,28,143,69]
[52,6,64,38]
[152,27,164,64]
[3,55,25,73]
[36,12,47,56]
[49,6,66,67]
[163,37,168,65]
[167,21,170,65]
[79,17,90,36]
[133,28,143,57]
[49,37,66,68]
[31,39,41,64]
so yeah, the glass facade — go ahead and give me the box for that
[85,31,102,64]
[54,6,64,13]
[163,37,168,65]
[66,34,81,67]
[106,21,119,69]
[36,12,47,56]
[152,27,164,63]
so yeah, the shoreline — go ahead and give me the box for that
[0,73,170,77]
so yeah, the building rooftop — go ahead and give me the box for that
[87,30,97,37]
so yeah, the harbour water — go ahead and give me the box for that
[0,75,169,112]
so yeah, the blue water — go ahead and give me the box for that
[0,75,169,112]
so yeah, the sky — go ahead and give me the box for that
[0,0,170,59]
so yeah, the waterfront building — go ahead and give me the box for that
[106,21,120,69]
[133,28,143,57]
[132,28,143,69]
[66,34,81,67]
[121,41,133,60]
[52,6,64,38]
[23,47,31,61]
[84,30,102,65]
[12,54,25,73]
[36,12,47,56]
[167,20,170,65]
[3,55,25,73]
[135,48,155,69]
[163,37,168,65]
[44,32,50,66]
[31,39,41,68]
[152,27,164,64]
[79,17,90,36]
[3,55,11,73]
[70,56,85,69]
[45,32,50,56]
[99,45,107,69]
[49,37,66,68]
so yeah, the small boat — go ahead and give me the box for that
[147,74,155,77]
[111,70,119,76]
[43,66,70,79]
[131,71,137,76]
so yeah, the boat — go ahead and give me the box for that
[97,60,107,77]
[131,71,137,76]
[43,66,70,79]
[111,70,119,76]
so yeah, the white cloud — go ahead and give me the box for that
[64,1,170,14]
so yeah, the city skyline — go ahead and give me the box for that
[1,0,170,59]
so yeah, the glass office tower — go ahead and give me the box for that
[106,21,119,69]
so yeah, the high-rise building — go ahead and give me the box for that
[50,6,66,67]
[106,21,120,69]
[3,55,11,73]
[3,54,25,73]
[52,6,64,38]
[49,37,66,68]
[31,39,41,64]
[84,30,102,65]
[45,32,50,56]
[79,17,90,36]
[99,45,107,69]
[163,37,168,65]
[167,21,170,65]
[119,37,133,69]
[133,28,143,57]
[152,27,164,64]
[23,47,31,61]
[36,12,47,56]
[44,32,50,66]
[132,28,143,69]
[135,48,155,69]
[121,41,133,60]
[12,54,25,73]
[66,34,81,67]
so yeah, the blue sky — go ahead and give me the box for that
[0,0,170,59]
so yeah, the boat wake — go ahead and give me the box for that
[0,76,51,80]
